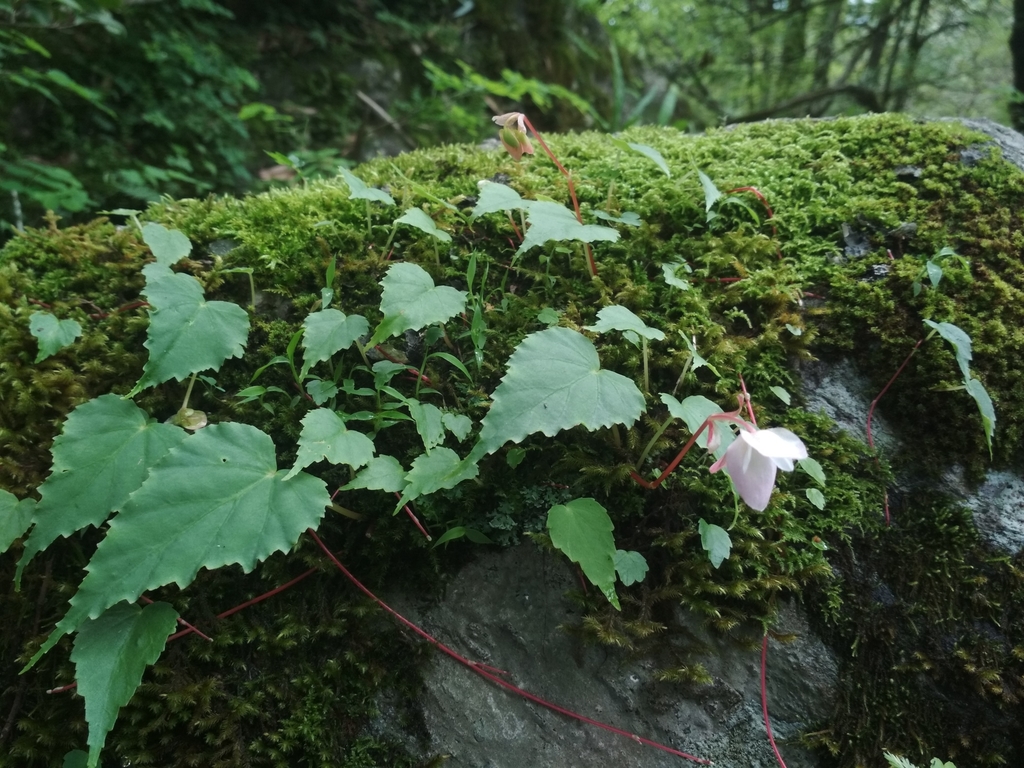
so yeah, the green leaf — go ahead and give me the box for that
[342,455,408,493]
[966,377,997,457]
[132,268,249,393]
[924,319,973,383]
[16,395,187,585]
[306,380,337,405]
[697,170,723,215]
[610,138,671,177]
[441,412,473,442]
[805,488,826,510]
[585,305,665,341]
[407,399,446,452]
[29,311,82,362]
[769,385,791,405]
[286,409,375,480]
[698,518,731,568]
[398,447,479,509]
[613,549,649,586]
[681,334,718,376]
[369,263,467,347]
[395,208,452,243]
[471,181,528,218]
[71,601,178,768]
[141,223,191,267]
[785,323,803,337]
[593,210,642,227]
[661,260,691,290]
[301,309,369,370]
[61,750,91,768]
[925,260,943,288]
[0,490,35,555]
[547,498,619,609]
[660,393,733,458]
[477,327,645,455]
[433,526,494,547]
[506,447,527,468]
[339,168,395,205]
[536,307,561,326]
[516,201,619,256]
[27,424,329,668]
[798,457,826,486]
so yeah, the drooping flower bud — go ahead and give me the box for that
[492,112,534,161]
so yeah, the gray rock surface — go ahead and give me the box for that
[378,545,836,768]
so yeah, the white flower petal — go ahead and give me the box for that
[721,436,778,511]
[740,427,807,462]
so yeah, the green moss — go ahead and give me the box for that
[3,113,1024,766]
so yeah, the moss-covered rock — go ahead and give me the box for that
[1,114,1022,767]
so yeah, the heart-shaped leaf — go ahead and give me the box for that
[613,549,649,586]
[0,490,35,555]
[369,263,467,347]
[132,267,249,393]
[698,518,731,568]
[516,202,619,256]
[471,181,529,219]
[286,409,375,480]
[340,168,395,205]
[477,327,645,455]
[141,223,191,266]
[395,207,451,243]
[585,305,665,341]
[29,311,82,362]
[302,309,369,370]
[342,455,408,493]
[398,447,479,510]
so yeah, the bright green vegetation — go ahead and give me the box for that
[1,113,1023,766]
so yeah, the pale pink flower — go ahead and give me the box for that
[492,112,534,161]
[709,426,807,511]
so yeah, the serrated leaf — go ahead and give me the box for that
[798,457,826,486]
[698,518,731,568]
[369,263,467,347]
[17,395,187,585]
[302,309,369,369]
[805,488,826,510]
[141,223,191,266]
[407,400,446,452]
[342,455,407,492]
[660,393,734,458]
[924,319,973,383]
[477,327,645,455]
[395,208,451,243]
[593,210,642,227]
[27,424,329,667]
[339,168,394,205]
[697,170,723,215]
[610,138,671,177]
[471,181,528,218]
[516,201,619,256]
[71,601,178,768]
[441,412,472,442]
[29,311,82,362]
[306,380,338,405]
[132,270,249,393]
[397,447,479,510]
[966,377,996,457]
[286,409,375,480]
[662,261,691,290]
[585,305,665,341]
[547,498,619,609]
[769,385,791,405]
[0,490,35,555]
[613,549,649,586]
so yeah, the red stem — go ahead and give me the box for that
[738,374,757,427]
[140,595,212,642]
[761,634,788,768]
[521,115,597,277]
[866,337,924,526]
[394,492,431,540]
[373,346,433,387]
[630,421,709,490]
[725,186,781,258]
[306,528,711,765]
[507,211,523,242]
